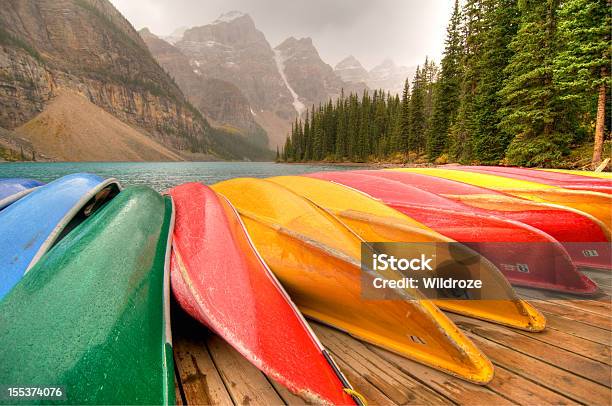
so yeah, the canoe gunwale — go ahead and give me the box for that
[0,186,40,210]
[24,177,122,274]
[161,196,175,406]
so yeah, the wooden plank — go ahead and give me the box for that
[542,311,612,345]
[207,334,286,405]
[491,317,610,365]
[517,288,612,316]
[452,315,611,386]
[313,323,451,405]
[267,379,309,406]
[528,300,612,330]
[173,333,235,405]
[367,346,514,405]
[485,365,577,406]
[463,331,610,404]
[331,350,397,406]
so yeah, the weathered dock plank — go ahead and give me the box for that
[172,290,612,406]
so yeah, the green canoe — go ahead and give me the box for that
[0,186,175,405]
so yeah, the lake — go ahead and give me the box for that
[0,162,363,191]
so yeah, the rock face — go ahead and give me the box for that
[169,12,362,148]
[334,56,416,95]
[334,55,369,85]
[176,12,295,120]
[140,28,268,148]
[274,37,366,113]
[0,0,269,160]
[17,90,185,161]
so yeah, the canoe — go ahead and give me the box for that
[271,175,547,327]
[168,183,361,405]
[0,178,44,209]
[452,166,612,194]
[393,168,612,234]
[364,170,611,271]
[0,186,175,405]
[537,168,612,179]
[0,173,120,299]
[308,171,598,294]
[212,178,494,384]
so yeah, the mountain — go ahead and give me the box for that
[0,0,270,161]
[174,11,295,147]
[334,56,416,95]
[274,37,367,112]
[368,59,416,95]
[139,28,268,148]
[16,90,184,161]
[169,12,363,148]
[334,55,369,84]
[163,26,188,44]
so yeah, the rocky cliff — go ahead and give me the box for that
[0,0,270,160]
[274,37,367,111]
[139,28,268,148]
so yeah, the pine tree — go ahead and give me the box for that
[275,146,280,162]
[554,0,610,167]
[409,66,426,156]
[450,0,486,162]
[469,0,519,163]
[499,0,568,167]
[428,0,463,160]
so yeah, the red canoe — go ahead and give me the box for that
[348,170,610,272]
[307,172,599,294]
[167,183,360,405]
[452,166,612,194]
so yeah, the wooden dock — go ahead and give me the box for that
[172,268,612,405]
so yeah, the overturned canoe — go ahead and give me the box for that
[537,168,612,179]
[212,178,494,384]
[308,171,598,295]
[271,175,547,326]
[0,173,120,299]
[393,168,612,233]
[453,166,612,194]
[168,183,361,405]
[0,186,175,405]
[0,178,44,209]
[365,170,611,271]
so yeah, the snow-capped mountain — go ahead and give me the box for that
[334,56,369,84]
[334,56,416,95]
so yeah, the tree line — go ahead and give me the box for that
[280,0,609,167]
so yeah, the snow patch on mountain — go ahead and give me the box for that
[273,49,305,115]
[214,11,246,24]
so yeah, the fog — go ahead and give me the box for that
[110,0,453,69]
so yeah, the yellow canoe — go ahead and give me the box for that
[393,168,612,231]
[268,176,545,332]
[536,168,612,179]
[212,178,494,384]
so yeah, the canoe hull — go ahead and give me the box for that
[0,178,44,209]
[454,166,612,194]
[168,183,357,405]
[0,187,175,405]
[0,173,120,299]
[307,172,599,294]
[213,178,495,384]
[363,170,611,272]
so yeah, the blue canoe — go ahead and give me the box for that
[0,173,121,299]
[0,178,45,210]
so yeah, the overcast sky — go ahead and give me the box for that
[110,0,453,69]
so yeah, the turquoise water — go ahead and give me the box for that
[0,162,363,191]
